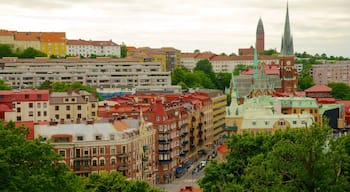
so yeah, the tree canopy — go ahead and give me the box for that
[199,124,350,192]
[328,82,350,100]
[233,64,252,76]
[120,43,127,58]
[0,79,12,90]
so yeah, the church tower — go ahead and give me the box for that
[279,2,298,94]
[256,18,265,54]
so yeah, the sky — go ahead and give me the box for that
[1,0,349,57]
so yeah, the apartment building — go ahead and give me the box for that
[49,90,98,124]
[34,118,156,184]
[66,39,121,57]
[0,89,50,123]
[0,30,66,56]
[0,58,172,89]
[312,62,350,86]
[128,47,181,72]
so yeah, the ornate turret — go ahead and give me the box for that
[281,2,294,56]
[256,17,265,54]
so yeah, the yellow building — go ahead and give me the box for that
[14,32,41,51]
[49,90,98,124]
[40,32,66,57]
[0,29,15,45]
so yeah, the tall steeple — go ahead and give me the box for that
[253,46,258,78]
[256,17,265,54]
[280,2,294,56]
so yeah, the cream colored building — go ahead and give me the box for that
[0,58,172,90]
[49,90,98,124]
[0,29,15,45]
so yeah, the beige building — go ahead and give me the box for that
[34,117,157,184]
[312,62,350,86]
[0,58,172,90]
[49,90,98,124]
[0,29,15,45]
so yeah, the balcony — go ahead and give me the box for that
[73,155,92,161]
[117,152,129,158]
[158,139,171,143]
[158,129,171,134]
[190,144,195,150]
[118,164,129,171]
[159,158,172,163]
[179,152,186,157]
[158,148,172,153]
[180,132,188,137]
[143,145,149,151]
[182,140,189,146]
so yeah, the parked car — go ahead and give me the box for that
[200,160,207,167]
[182,159,192,169]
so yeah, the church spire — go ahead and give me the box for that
[281,1,294,56]
[253,46,258,78]
[256,17,265,54]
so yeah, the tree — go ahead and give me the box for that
[38,80,52,90]
[0,44,14,58]
[19,47,47,58]
[328,82,350,100]
[215,72,231,91]
[298,75,314,90]
[194,59,214,76]
[233,64,252,76]
[259,49,277,56]
[120,43,127,58]
[194,49,200,53]
[0,79,12,90]
[0,121,84,191]
[199,124,350,192]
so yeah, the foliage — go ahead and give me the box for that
[259,49,277,56]
[328,82,350,100]
[0,79,12,90]
[295,51,349,61]
[0,120,84,192]
[0,44,14,58]
[233,64,253,76]
[84,171,163,192]
[18,47,47,58]
[193,59,215,77]
[194,49,200,53]
[298,75,314,91]
[120,43,127,58]
[38,81,103,101]
[199,124,350,192]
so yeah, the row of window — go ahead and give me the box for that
[53,112,95,120]
[59,146,127,157]
[55,104,95,111]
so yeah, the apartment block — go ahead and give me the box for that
[312,62,350,86]
[49,90,98,124]
[0,58,172,89]
[0,89,50,123]
[67,39,120,57]
[34,118,157,185]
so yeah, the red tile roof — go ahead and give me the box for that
[195,53,217,59]
[241,64,280,75]
[0,29,15,36]
[210,55,235,61]
[181,53,199,58]
[40,32,66,42]
[15,32,41,41]
[0,104,12,112]
[0,89,49,102]
[305,85,331,93]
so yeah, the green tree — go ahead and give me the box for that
[328,82,350,100]
[194,49,200,53]
[215,72,231,91]
[194,59,215,76]
[298,75,314,90]
[0,44,14,58]
[19,47,47,58]
[0,121,84,192]
[259,49,277,56]
[120,43,127,58]
[0,79,12,90]
[38,80,52,90]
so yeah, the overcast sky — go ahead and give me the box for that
[1,0,349,57]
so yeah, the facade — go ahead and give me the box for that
[128,47,181,72]
[34,118,157,184]
[0,30,66,57]
[225,95,315,134]
[180,52,217,71]
[312,62,350,85]
[49,90,99,124]
[66,39,121,58]
[0,89,50,123]
[0,58,172,89]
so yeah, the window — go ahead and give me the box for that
[12,103,15,109]
[111,158,116,165]
[92,148,97,155]
[91,104,96,108]
[78,114,82,119]
[43,103,47,108]
[95,135,102,140]
[110,146,116,154]
[100,159,105,166]
[43,111,47,116]
[66,114,71,119]
[29,103,33,108]
[66,106,70,110]
[252,121,256,126]
[37,94,42,99]
[84,160,89,167]
[16,116,21,121]
[29,111,33,117]
[59,150,66,157]
[55,114,59,120]
[77,136,84,141]
[92,160,97,166]
[84,148,89,156]
[110,134,115,140]
[37,103,41,108]
[293,120,297,125]
[17,108,21,112]
[77,105,81,110]
[55,106,59,111]
[37,111,41,116]
[99,147,105,155]
[92,112,96,116]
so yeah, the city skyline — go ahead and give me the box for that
[1,0,349,57]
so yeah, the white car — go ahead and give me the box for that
[200,160,206,167]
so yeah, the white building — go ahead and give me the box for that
[67,39,121,58]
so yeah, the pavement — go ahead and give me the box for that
[156,156,208,192]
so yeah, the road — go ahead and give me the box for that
[156,166,205,192]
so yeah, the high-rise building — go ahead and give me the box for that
[256,18,265,54]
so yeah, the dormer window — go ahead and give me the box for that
[95,135,102,140]
[77,136,84,141]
